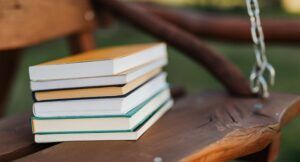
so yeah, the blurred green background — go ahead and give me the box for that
[4,0,300,161]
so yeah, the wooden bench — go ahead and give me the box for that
[0,0,299,161]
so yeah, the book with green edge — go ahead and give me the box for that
[32,89,171,134]
[34,100,173,143]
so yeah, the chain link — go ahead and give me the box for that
[246,0,275,98]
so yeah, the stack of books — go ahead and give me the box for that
[29,43,173,143]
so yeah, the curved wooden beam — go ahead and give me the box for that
[94,0,252,97]
[12,92,300,162]
[137,4,300,43]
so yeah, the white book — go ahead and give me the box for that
[29,43,167,81]
[33,73,167,117]
[32,89,170,133]
[34,100,173,143]
[30,58,167,91]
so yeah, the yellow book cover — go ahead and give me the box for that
[40,43,164,65]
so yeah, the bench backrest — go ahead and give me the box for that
[0,0,96,51]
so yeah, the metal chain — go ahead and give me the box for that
[246,0,275,98]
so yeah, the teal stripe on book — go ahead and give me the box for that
[32,85,169,120]
[34,99,171,135]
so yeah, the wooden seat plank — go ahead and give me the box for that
[0,87,183,161]
[14,92,300,162]
[0,113,54,161]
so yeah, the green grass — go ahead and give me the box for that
[5,22,300,161]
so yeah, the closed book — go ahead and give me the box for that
[33,73,167,117]
[34,100,173,143]
[29,43,167,81]
[33,68,161,101]
[30,58,167,91]
[32,89,171,133]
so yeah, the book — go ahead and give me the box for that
[34,100,173,143]
[33,68,161,101]
[30,58,167,91]
[29,43,167,81]
[33,73,167,117]
[32,89,170,133]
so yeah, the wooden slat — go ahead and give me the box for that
[0,113,53,161]
[0,50,21,116]
[14,92,300,162]
[0,0,96,50]
[67,31,96,54]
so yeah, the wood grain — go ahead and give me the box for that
[0,0,96,50]
[14,92,300,162]
[94,0,252,97]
